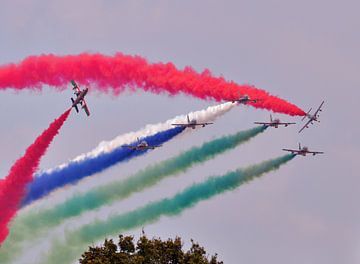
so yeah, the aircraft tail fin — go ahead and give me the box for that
[299,143,301,150]
[187,115,190,123]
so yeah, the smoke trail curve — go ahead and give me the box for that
[0,109,71,245]
[0,53,305,116]
[41,154,295,264]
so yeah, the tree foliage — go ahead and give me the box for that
[79,233,223,264]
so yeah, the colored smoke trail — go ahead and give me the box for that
[3,126,266,256]
[41,154,295,264]
[21,102,235,207]
[0,104,235,264]
[64,102,236,164]
[0,109,71,245]
[22,126,185,206]
[0,53,305,116]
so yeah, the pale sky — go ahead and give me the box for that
[0,1,359,263]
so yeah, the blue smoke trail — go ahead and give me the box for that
[22,126,185,207]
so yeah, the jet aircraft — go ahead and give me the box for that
[171,115,213,129]
[254,115,296,128]
[230,95,261,104]
[70,80,90,116]
[283,143,324,156]
[299,101,324,133]
[122,138,162,151]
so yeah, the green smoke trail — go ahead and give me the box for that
[41,154,295,264]
[0,126,266,263]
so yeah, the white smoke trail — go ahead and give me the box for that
[44,102,236,173]
[4,102,237,264]
[21,102,236,211]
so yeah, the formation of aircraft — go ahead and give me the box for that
[171,115,213,129]
[282,143,324,156]
[254,115,295,128]
[122,138,162,151]
[70,80,90,116]
[69,81,325,158]
[230,95,261,104]
[250,101,325,158]
[299,101,324,133]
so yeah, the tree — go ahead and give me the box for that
[79,233,223,264]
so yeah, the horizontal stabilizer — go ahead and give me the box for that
[71,98,79,113]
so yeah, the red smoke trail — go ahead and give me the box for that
[0,53,305,116]
[0,109,71,244]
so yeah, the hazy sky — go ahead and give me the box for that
[0,1,359,263]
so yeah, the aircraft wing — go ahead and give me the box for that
[313,101,324,117]
[196,122,213,126]
[71,80,78,88]
[254,122,295,126]
[82,99,90,116]
[182,123,214,127]
[171,123,213,127]
[122,145,136,150]
[71,80,81,93]
[278,122,296,126]
[282,148,299,154]
[149,144,162,149]
[171,123,187,126]
[254,122,270,125]
[308,151,324,155]
[298,119,312,133]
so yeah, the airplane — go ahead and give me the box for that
[254,114,296,128]
[122,138,162,151]
[282,143,324,156]
[171,115,213,129]
[70,80,90,116]
[299,101,324,133]
[230,94,261,104]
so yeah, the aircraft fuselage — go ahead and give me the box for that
[232,97,250,104]
[72,88,88,107]
[297,147,311,156]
